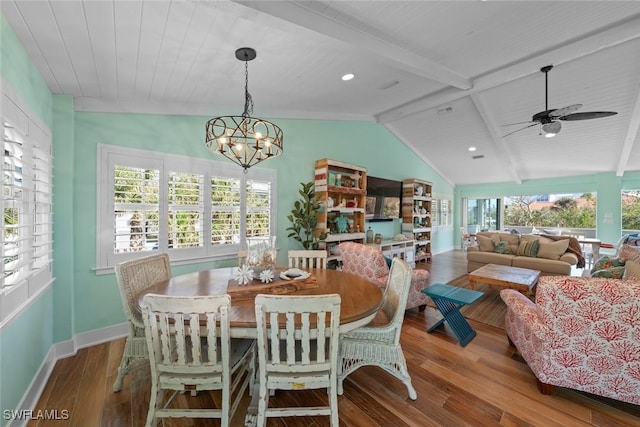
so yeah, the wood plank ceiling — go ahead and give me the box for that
[2,0,640,185]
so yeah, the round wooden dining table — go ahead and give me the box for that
[138,267,384,338]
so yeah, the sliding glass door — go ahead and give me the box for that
[463,198,502,233]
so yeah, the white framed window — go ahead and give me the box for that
[1,82,54,326]
[96,144,277,273]
[433,196,453,229]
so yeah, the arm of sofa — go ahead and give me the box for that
[559,252,578,265]
[500,289,546,336]
[500,289,549,379]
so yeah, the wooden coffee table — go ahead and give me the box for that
[468,264,540,296]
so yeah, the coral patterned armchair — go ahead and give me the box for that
[500,276,640,405]
[339,242,429,311]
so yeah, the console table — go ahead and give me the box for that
[421,283,484,346]
[367,238,415,267]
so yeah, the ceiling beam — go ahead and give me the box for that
[616,78,640,176]
[470,93,522,184]
[376,14,640,124]
[232,0,472,90]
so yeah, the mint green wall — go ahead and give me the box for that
[0,291,53,423]
[1,14,54,426]
[52,95,75,343]
[0,15,52,127]
[72,113,453,333]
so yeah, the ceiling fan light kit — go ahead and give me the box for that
[542,121,561,138]
[502,65,617,138]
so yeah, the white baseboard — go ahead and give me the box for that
[8,323,128,427]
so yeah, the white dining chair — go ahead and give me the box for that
[460,227,474,251]
[141,294,255,427]
[287,249,328,269]
[113,252,172,392]
[338,257,417,400]
[251,293,341,427]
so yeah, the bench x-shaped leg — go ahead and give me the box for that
[428,298,477,347]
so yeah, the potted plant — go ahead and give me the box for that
[286,181,328,250]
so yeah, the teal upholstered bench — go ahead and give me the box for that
[421,283,484,347]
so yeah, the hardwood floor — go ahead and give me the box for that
[27,251,640,426]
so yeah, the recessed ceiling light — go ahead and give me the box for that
[468,146,477,152]
[341,73,355,81]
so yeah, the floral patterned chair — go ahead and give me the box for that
[339,242,429,311]
[500,276,640,405]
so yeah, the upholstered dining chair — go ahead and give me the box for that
[287,249,328,269]
[141,294,255,427]
[339,241,429,311]
[251,294,341,427]
[113,252,172,392]
[338,257,417,400]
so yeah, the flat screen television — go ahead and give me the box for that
[366,176,402,221]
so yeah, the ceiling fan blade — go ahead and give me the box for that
[558,111,618,121]
[502,120,536,127]
[502,123,538,138]
[549,104,582,118]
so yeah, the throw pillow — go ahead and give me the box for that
[499,233,521,255]
[517,239,539,257]
[623,260,640,280]
[591,266,626,279]
[537,235,554,244]
[476,235,495,252]
[384,256,392,268]
[590,255,625,275]
[520,234,540,243]
[537,239,570,260]
[617,244,640,263]
[494,241,512,254]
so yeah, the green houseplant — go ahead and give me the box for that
[287,181,328,250]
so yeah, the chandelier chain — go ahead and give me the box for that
[243,60,254,118]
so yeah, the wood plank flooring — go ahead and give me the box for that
[27,251,640,426]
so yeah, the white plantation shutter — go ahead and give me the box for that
[168,171,204,249]
[97,144,277,272]
[246,178,272,237]
[1,85,53,325]
[113,165,160,253]
[211,176,241,246]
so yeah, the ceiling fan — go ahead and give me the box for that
[502,65,617,138]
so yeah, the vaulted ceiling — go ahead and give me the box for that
[3,0,640,185]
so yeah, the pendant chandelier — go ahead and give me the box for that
[205,47,283,172]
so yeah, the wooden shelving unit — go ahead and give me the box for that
[314,158,367,264]
[402,178,432,263]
